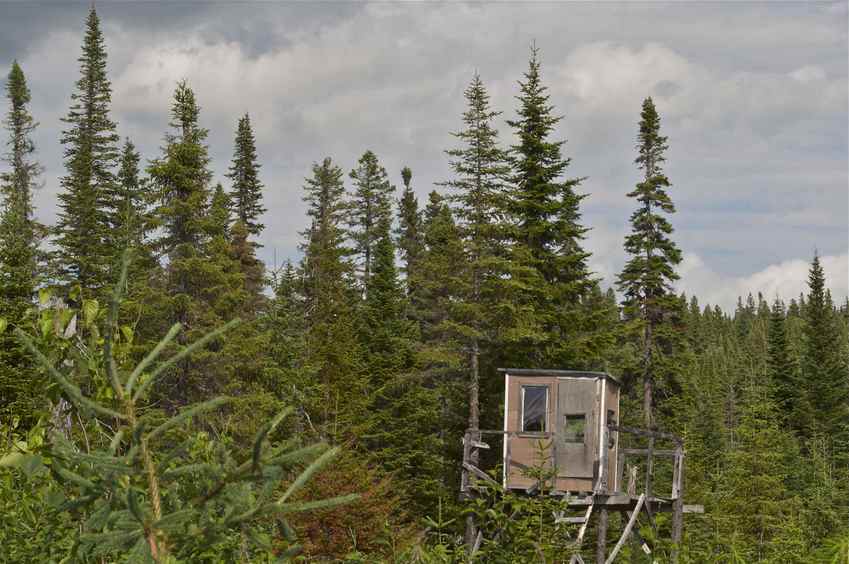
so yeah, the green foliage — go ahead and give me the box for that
[226,113,266,239]
[0,61,43,424]
[347,150,395,292]
[3,259,356,562]
[54,7,120,296]
[395,166,424,295]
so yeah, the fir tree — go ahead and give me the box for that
[802,254,849,440]
[361,212,414,383]
[616,97,682,427]
[767,299,799,426]
[226,113,265,240]
[441,75,512,545]
[0,62,42,422]
[347,150,394,294]
[505,47,604,373]
[147,82,218,405]
[114,138,148,252]
[301,158,363,432]
[395,166,423,295]
[507,46,591,295]
[54,7,120,296]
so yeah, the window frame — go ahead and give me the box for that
[520,385,549,434]
[562,413,587,444]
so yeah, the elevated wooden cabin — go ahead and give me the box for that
[500,368,620,493]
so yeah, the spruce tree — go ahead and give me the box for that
[300,158,363,432]
[347,150,394,294]
[441,75,512,544]
[767,299,800,426]
[54,7,120,296]
[114,139,148,252]
[226,113,265,240]
[802,254,848,440]
[0,62,42,422]
[616,97,682,427]
[361,212,414,383]
[507,46,591,295]
[147,82,217,405]
[505,47,605,373]
[396,166,423,295]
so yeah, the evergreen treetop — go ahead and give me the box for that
[226,113,265,239]
[347,150,394,293]
[0,61,42,423]
[507,46,590,292]
[396,166,423,293]
[54,6,120,295]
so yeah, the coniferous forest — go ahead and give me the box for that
[0,7,847,563]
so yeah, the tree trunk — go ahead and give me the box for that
[464,340,481,551]
[643,319,653,429]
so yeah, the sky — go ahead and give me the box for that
[1,1,847,311]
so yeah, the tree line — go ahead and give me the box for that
[0,7,847,562]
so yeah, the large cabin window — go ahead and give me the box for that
[563,414,586,443]
[521,386,548,433]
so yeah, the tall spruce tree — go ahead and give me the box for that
[396,166,423,295]
[54,7,120,296]
[147,82,217,405]
[0,62,42,422]
[616,97,682,427]
[301,158,363,431]
[505,46,601,372]
[507,46,591,294]
[441,75,512,529]
[443,73,514,547]
[347,150,394,294]
[802,254,848,440]
[226,113,265,240]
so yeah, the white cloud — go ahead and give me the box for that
[677,252,849,311]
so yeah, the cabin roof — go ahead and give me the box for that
[497,368,622,386]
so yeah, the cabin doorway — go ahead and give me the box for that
[556,378,595,479]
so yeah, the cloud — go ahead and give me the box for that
[677,252,849,311]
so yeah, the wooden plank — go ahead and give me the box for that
[620,448,677,457]
[576,500,595,543]
[605,493,645,564]
[471,440,490,450]
[460,432,471,495]
[683,504,704,514]
[644,437,656,532]
[463,462,498,487]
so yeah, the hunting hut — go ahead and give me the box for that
[499,369,620,493]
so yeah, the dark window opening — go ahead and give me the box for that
[607,409,617,449]
[563,414,586,443]
[521,386,547,433]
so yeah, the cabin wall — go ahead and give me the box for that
[504,375,557,490]
[504,373,620,494]
[605,381,620,490]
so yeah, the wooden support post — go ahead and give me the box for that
[605,494,645,564]
[462,431,477,553]
[671,447,685,563]
[644,436,656,531]
[596,507,608,564]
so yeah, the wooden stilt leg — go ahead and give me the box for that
[596,507,608,564]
